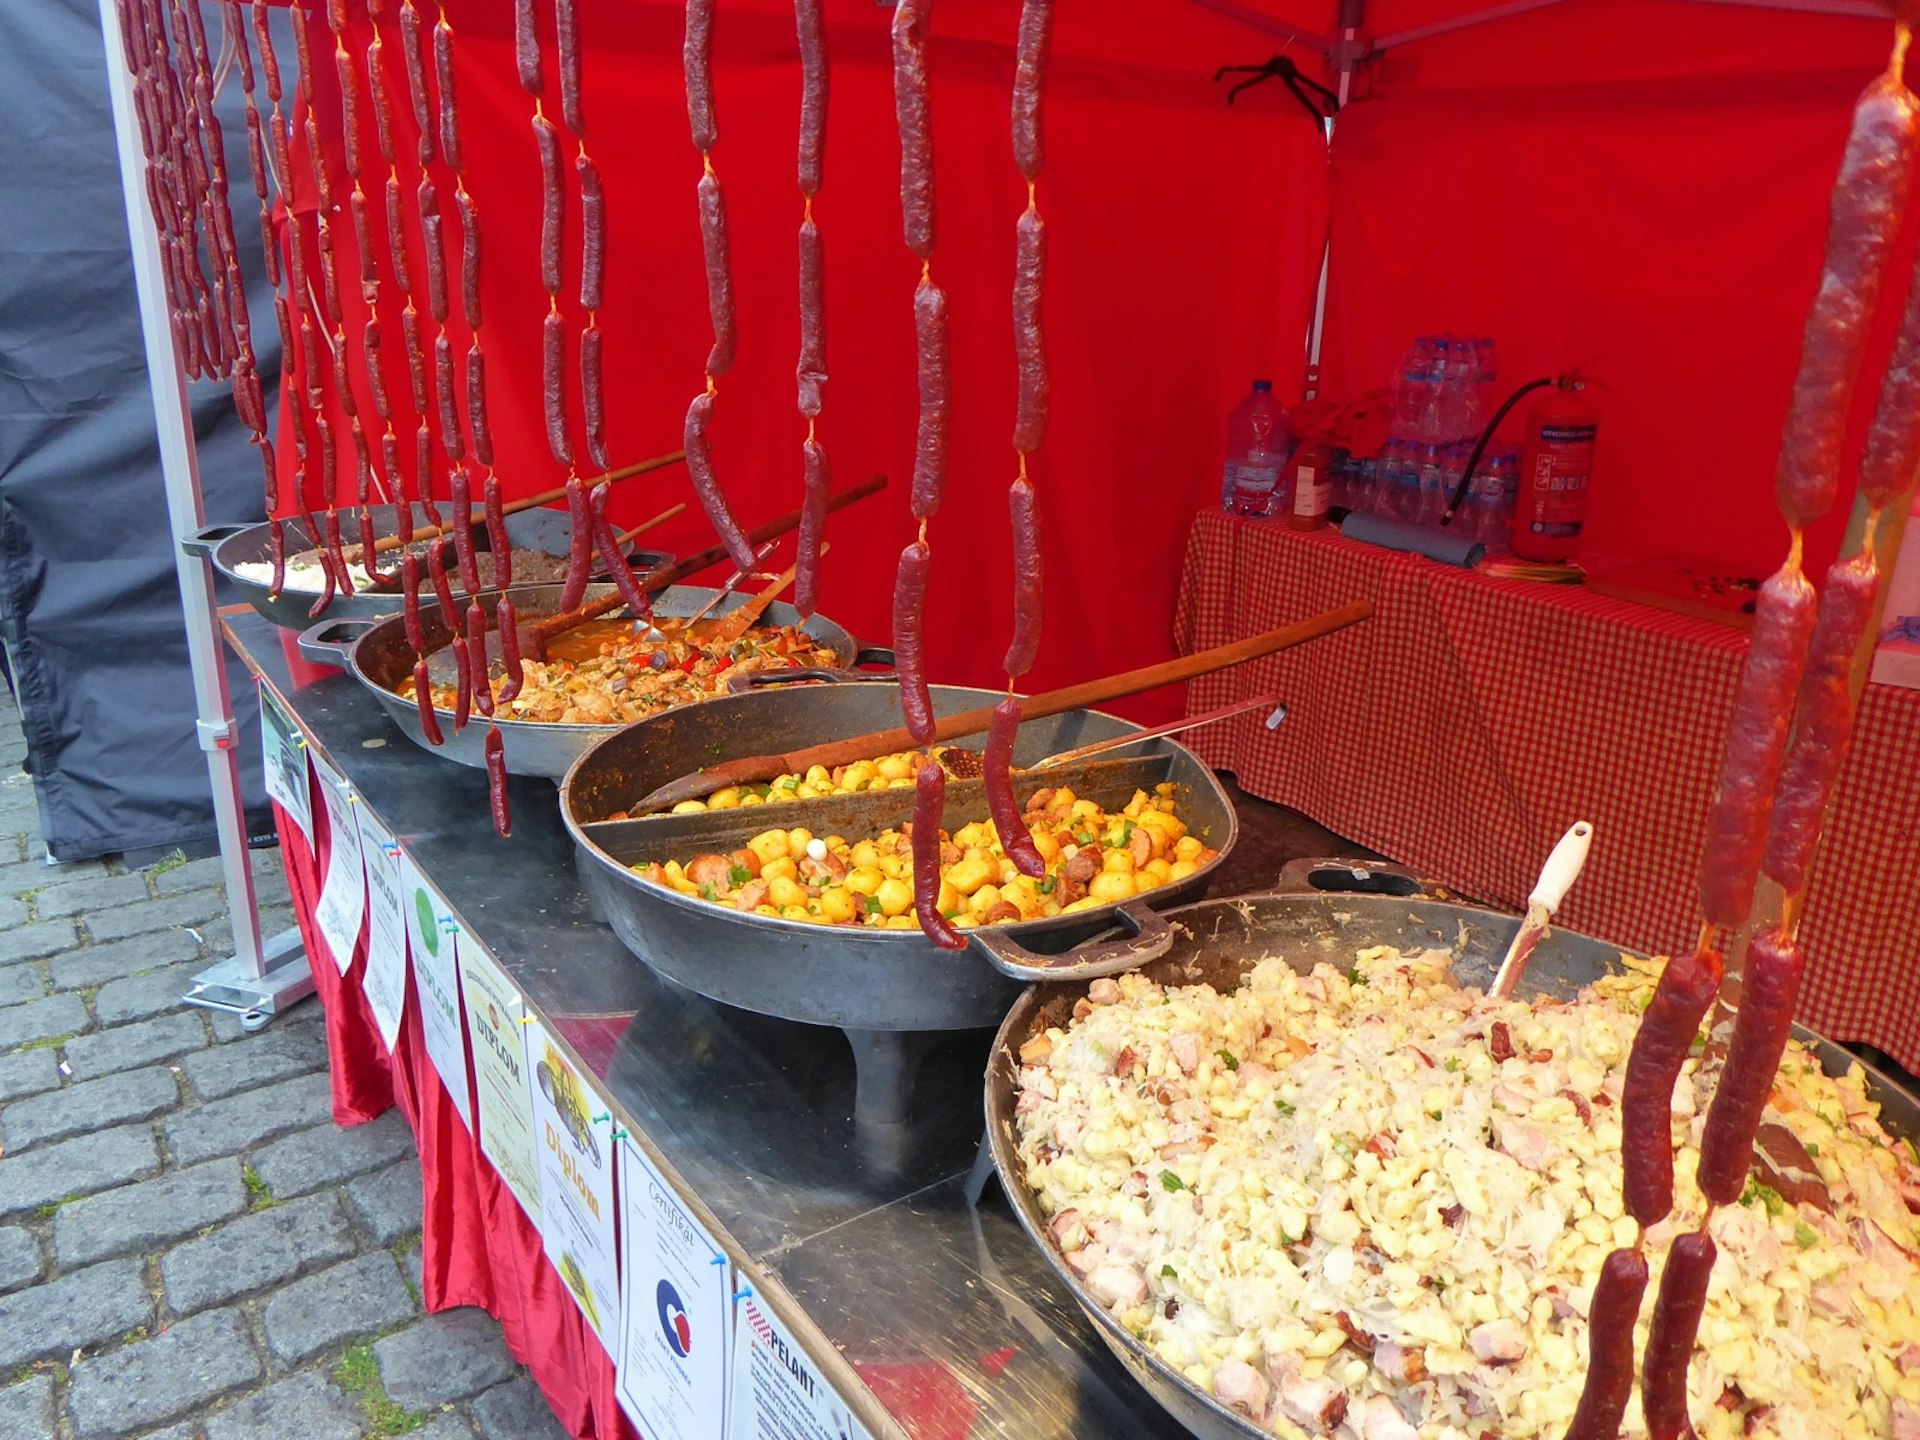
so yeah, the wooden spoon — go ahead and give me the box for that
[704,546,824,644]
[629,600,1375,813]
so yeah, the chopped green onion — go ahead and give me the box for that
[729,863,752,887]
[1444,1057,1461,1073]
[1159,1170,1185,1193]
[1274,1098,1296,1117]
[1160,1264,1176,1278]
[1346,968,1365,987]
[1794,1221,1819,1250]
[1214,1049,1239,1072]
[699,882,717,902]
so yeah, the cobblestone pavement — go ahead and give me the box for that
[0,701,566,1439]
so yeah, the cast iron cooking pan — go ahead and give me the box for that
[295,581,873,780]
[982,859,1920,1440]
[560,681,1241,1036]
[182,503,671,632]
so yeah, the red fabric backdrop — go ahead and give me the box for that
[278,0,1331,723]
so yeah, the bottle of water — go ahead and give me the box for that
[1479,450,1518,549]
[1221,380,1292,517]
[1444,338,1479,441]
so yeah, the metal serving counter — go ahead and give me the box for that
[223,609,1193,1440]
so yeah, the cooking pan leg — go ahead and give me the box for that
[844,1028,936,1128]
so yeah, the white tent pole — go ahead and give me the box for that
[94,0,310,1027]
[1187,0,1334,53]
[1303,0,1366,400]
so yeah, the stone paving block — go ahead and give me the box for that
[471,1375,572,1440]
[64,1011,205,1081]
[95,964,206,1027]
[0,1257,151,1368]
[0,919,76,969]
[68,1307,262,1439]
[261,1252,416,1365]
[181,1019,329,1101]
[148,855,226,896]
[252,1110,413,1198]
[132,1427,196,1440]
[0,991,90,1052]
[50,932,201,993]
[56,1158,248,1269]
[0,1227,40,1294]
[85,888,229,945]
[164,1070,334,1166]
[413,1413,477,1440]
[0,1047,56,1103]
[31,872,152,921]
[0,1374,55,1440]
[0,963,45,1009]
[374,1309,517,1410]
[346,1158,423,1246]
[1,1064,178,1155]
[0,1124,160,1219]
[161,1191,355,1316]
[203,1369,365,1440]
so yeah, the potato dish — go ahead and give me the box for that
[1012,947,1920,1440]
[630,768,1219,929]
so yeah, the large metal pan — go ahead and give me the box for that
[295,581,875,779]
[982,858,1920,1440]
[182,503,671,632]
[561,681,1239,1124]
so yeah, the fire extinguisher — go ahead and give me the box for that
[1444,373,1599,562]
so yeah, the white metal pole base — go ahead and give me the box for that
[184,926,315,1033]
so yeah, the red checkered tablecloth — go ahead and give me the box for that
[1175,509,1920,1073]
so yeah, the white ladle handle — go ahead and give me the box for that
[1527,821,1593,916]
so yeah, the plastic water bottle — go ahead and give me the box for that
[1221,380,1292,517]
[1479,450,1518,549]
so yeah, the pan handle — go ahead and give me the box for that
[853,646,896,669]
[295,617,377,670]
[969,899,1176,982]
[179,522,252,559]
[1270,856,1448,901]
[726,666,870,693]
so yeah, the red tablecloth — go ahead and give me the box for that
[1175,509,1920,1073]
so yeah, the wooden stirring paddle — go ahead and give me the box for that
[630,600,1375,813]
[703,546,825,644]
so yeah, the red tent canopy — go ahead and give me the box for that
[280,0,1911,719]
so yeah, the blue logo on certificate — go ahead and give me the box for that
[657,1279,693,1359]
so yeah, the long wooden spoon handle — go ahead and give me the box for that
[616,500,688,547]
[632,599,1375,812]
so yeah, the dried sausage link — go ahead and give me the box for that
[367,35,397,166]
[1621,943,1725,1226]
[1762,551,1879,894]
[415,423,442,526]
[796,0,826,196]
[434,18,462,170]
[893,539,936,744]
[535,114,563,296]
[402,306,428,412]
[1011,0,1051,181]
[402,552,426,652]
[1776,71,1919,527]
[698,173,736,376]
[242,99,268,200]
[456,186,482,332]
[560,476,592,612]
[412,658,445,745]
[362,318,390,421]
[581,324,608,471]
[321,506,353,618]
[910,278,949,520]
[544,311,572,466]
[316,216,344,327]
[891,0,935,259]
[1004,476,1043,678]
[485,725,510,836]
[1860,241,1920,505]
[557,0,585,136]
[684,391,757,573]
[912,762,966,950]
[449,469,481,596]
[435,335,464,461]
[1012,206,1048,453]
[467,344,493,469]
[685,0,716,151]
[268,514,287,597]
[1697,927,1806,1205]
[332,347,359,422]
[335,46,363,177]
[251,0,282,105]
[986,697,1045,877]
[794,438,830,620]
[399,0,433,164]
[385,174,412,293]
[796,218,826,418]
[589,480,654,619]
[1563,1248,1649,1440]
[496,598,525,703]
[483,473,511,590]
[1700,563,1817,928]
[466,602,493,718]
[1640,1232,1717,1440]
[577,152,604,312]
[514,0,542,94]
[384,428,413,543]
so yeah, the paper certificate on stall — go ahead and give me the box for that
[523,1016,620,1356]
[258,688,311,844]
[728,1291,873,1440]
[401,859,472,1131]
[310,758,366,972]
[456,936,542,1225]
[616,1137,732,1440]
[353,807,409,1053]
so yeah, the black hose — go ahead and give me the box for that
[1439,376,1557,527]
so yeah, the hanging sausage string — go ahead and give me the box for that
[1565,23,1919,1440]
[791,0,830,622]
